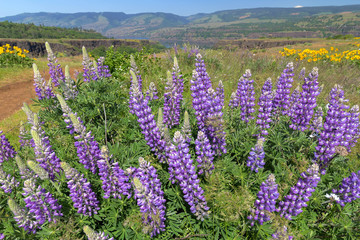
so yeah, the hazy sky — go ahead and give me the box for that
[0,0,359,18]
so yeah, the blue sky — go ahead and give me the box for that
[0,0,359,18]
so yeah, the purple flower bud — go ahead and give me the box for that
[145,82,159,101]
[247,138,265,173]
[83,225,114,240]
[0,166,19,193]
[195,131,215,177]
[0,130,16,165]
[272,225,293,240]
[332,170,360,207]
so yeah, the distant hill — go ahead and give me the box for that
[1,5,360,46]
[0,21,106,39]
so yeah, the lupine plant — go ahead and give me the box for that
[1,44,359,239]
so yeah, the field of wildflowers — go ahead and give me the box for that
[279,39,360,65]
[0,44,34,68]
[0,41,359,239]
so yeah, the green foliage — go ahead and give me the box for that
[0,21,106,39]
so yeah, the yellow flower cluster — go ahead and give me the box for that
[279,45,360,64]
[0,44,30,58]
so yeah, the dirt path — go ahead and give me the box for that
[0,80,35,121]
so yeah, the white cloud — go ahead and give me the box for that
[294,5,304,8]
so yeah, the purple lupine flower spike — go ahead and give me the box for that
[82,46,97,82]
[168,131,209,220]
[96,57,111,78]
[343,105,360,152]
[128,157,166,237]
[129,71,166,162]
[191,54,212,132]
[290,67,320,131]
[145,82,159,101]
[98,145,131,199]
[171,56,184,123]
[61,162,100,216]
[8,198,39,234]
[247,138,265,173]
[45,42,65,87]
[240,69,256,122]
[277,163,321,220]
[83,225,114,240]
[248,174,279,226]
[228,91,239,109]
[30,114,62,180]
[33,63,55,100]
[273,62,294,115]
[0,130,16,165]
[57,94,100,174]
[313,85,349,174]
[195,131,215,177]
[205,88,227,156]
[163,70,179,128]
[0,166,19,193]
[287,85,301,118]
[332,170,360,207]
[256,78,273,137]
[22,178,63,225]
[310,107,324,134]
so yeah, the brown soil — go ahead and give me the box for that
[0,80,35,121]
[0,66,82,121]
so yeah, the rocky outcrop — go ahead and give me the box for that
[0,39,157,57]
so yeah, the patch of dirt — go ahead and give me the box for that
[0,80,35,121]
